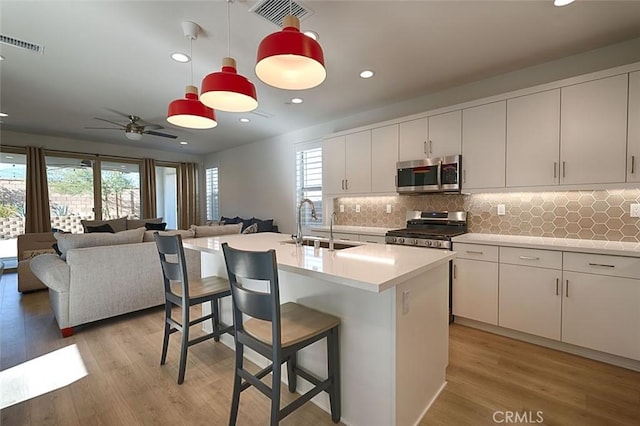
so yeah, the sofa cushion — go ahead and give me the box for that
[81,217,127,233]
[242,223,259,234]
[127,217,163,230]
[145,222,167,231]
[54,227,145,260]
[143,229,195,242]
[85,223,115,233]
[190,223,242,237]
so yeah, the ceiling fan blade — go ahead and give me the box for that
[104,108,135,120]
[141,123,163,130]
[144,130,177,139]
[85,126,121,130]
[94,117,125,128]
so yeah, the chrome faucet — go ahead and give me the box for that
[294,198,318,246]
[329,211,337,251]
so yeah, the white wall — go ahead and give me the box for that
[206,37,640,234]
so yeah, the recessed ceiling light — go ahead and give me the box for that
[171,52,191,63]
[0,112,8,117]
[291,98,303,104]
[239,117,251,123]
[360,70,375,79]
[304,30,319,41]
[553,0,575,6]
[180,141,188,145]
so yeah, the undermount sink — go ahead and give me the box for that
[284,237,359,250]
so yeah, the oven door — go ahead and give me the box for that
[396,159,441,193]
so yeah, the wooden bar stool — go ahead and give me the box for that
[221,242,341,425]
[154,233,233,384]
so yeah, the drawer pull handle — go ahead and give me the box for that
[555,278,559,296]
[553,162,557,179]
[466,250,484,255]
[519,256,540,261]
[588,263,615,268]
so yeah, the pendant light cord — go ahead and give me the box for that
[227,0,231,57]
[189,37,194,85]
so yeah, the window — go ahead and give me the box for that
[156,165,178,229]
[205,167,219,222]
[295,143,322,226]
[0,152,27,267]
[100,161,140,219]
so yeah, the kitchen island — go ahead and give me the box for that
[183,232,455,426]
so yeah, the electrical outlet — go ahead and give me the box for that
[340,204,344,213]
[386,204,392,214]
[402,290,410,315]
[355,204,361,213]
[497,204,506,216]
[631,204,640,218]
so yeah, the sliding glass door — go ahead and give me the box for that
[156,165,177,229]
[0,152,27,267]
[46,156,95,233]
[100,161,141,220]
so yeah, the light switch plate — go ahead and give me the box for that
[340,204,344,213]
[355,204,361,213]
[402,290,410,315]
[631,204,640,218]
[497,204,506,216]
[386,204,392,214]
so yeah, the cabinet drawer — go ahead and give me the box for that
[359,234,386,244]
[333,232,358,241]
[452,243,498,262]
[563,252,640,280]
[500,247,562,270]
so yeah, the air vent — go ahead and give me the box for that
[250,109,275,119]
[0,34,44,54]
[250,0,314,27]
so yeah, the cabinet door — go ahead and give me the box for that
[499,264,562,340]
[323,136,346,194]
[560,74,628,184]
[371,124,399,193]
[628,71,640,183]
[399,118,427,161]
[453,258,498,325]
[344,130,371,193]
[428,110,462,158]
[462,101,506,189]
[562,271,640,361]
[506,90,560,187]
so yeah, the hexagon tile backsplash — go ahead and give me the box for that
[332,189,640,242]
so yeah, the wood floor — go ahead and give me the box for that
[1,271,639,426]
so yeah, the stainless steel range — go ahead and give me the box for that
[385,211,468,249]
[386,210,468,324]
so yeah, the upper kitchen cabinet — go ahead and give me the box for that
[323,131,372,195]
[628,71,640,183]
[371,124,399,193]
[506,89,561,187]
[560,74,628,185]
[398,118,428,161]
[462,101,506,189]
[428,110,462,158]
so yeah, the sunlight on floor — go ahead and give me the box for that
[0,344,88,409]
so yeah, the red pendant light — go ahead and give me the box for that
[255,15,326,90]
[167,22,217,129]
[201,57,258,112]
[200,0,257,112]
[167,85,217,129]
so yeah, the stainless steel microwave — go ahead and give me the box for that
[396,155,461,194]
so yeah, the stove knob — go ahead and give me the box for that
[387,236,396,244]
[411,239,418,245]
[397,238,405,244]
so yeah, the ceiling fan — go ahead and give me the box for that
[86,111,177,141]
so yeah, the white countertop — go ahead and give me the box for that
[452,233,640,258]
[183,232,454,293]
[309,225,391,236]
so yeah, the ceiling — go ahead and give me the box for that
[2,1,640,156]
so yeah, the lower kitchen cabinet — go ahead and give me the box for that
[499,264,562,340]
[453,253,499,325]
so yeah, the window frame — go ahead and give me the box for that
[295,140,323,227]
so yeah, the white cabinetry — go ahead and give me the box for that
[498,247,563,340]
[371,124,399,193]
[506,90,561,187]
[428,110,462,158]
[560,74,628,184]
[628,71,640,183]
[398,118,427,161]
[452,243,499,325]
[322,131,371,195]
[561,253,640,361]
[461,101,506,189]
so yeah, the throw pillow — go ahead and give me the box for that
[145,222,167,231]
[54,227,145,260]
[81,217,127,233]
[242,223,259,234]
[220,216,242,225]
[85,224,115,233]
[52,243,62,256]
[190,223,243,237]
[127,217,163,230]
[250,217,274,233]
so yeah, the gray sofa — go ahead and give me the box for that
[30,224,242,337]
